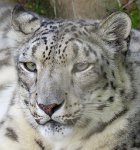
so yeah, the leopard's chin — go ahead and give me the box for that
[38,120,74,140]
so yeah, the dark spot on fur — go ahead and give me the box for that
[103,82,109,89]
[19,79,30,92]
[7,115,13,120]
[100,65,103,72]
[106,60,110,65]
[132,130,140,148]
[74,33,78,38]
[50,46,53,49]
[101,55,104,60]
[82,122,106,140]
[110,81,116,90]
[132,141,140,148]
[24,100,29,106]
[103,72,107,79]
[113,143,128,150]
[92,50,97,56]
[35,139,45,150]
[48,50,51,56]
[112,71,115,78]
[5,127,18,141]
[73,44,79,58]
[108,96,114,103]
[32,45,37,56]
[64,29,69,32]
[120,89,125,95]
[28,16,38,23]
[42,36,47,40]
[83,31,88,36]
[58,49,60,54]
[63,46,67,53]
[78,118,91,128]
[46,46,48,50]
[84,47,89,56]
[71,26,76,31]
[0,120,5,127]
[76,147,82,150]
[35,140,45,150]
[97,104,107,111]
[10,99,15,106]
[132,36,140,42]
[32,38,40,43]
[65,41,69,44]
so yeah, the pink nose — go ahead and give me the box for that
[38,103,58,117]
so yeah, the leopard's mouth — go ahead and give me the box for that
[33,109,80,127]
[46,119,64,127]
[35,116,77,128]
[34,114,79,137]
[37,119,59,125]
[35,116,67,126]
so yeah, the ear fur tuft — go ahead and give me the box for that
[12,4,41,34]
[98,12,131,41]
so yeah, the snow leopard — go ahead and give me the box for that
[0,4,140,150]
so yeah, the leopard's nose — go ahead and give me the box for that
[38,102,62,117]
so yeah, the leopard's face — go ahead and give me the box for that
[16,15,132,140]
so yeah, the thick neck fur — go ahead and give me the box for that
[10,70,139,150]
[9,93,138,150]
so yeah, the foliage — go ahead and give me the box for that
[116,0,140,29]
[17,0,54,18]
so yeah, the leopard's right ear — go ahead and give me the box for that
[98,12,131,41]
[12,5,41,34]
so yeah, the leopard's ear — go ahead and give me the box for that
[98,12,131,41]
[12,5,41,34]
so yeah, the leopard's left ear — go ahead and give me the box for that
[98,12,131,41]
[12,4,41,34]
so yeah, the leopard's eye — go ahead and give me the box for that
[73,63,90,72]
[23,62,37,72]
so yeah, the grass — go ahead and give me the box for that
[129,7,140,29]
[17,0,54,18]
[116,0,140,29]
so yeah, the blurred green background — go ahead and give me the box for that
[1,0,140,29]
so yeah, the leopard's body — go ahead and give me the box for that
[0,5,140,150]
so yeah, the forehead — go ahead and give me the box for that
[19,20,101,64]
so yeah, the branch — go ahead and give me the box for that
[122,0,136,9]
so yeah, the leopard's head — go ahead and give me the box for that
[12,6,132,141]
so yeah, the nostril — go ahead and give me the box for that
[52,101,64,113]
[38,103,57,116]
[38,101,64,117]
